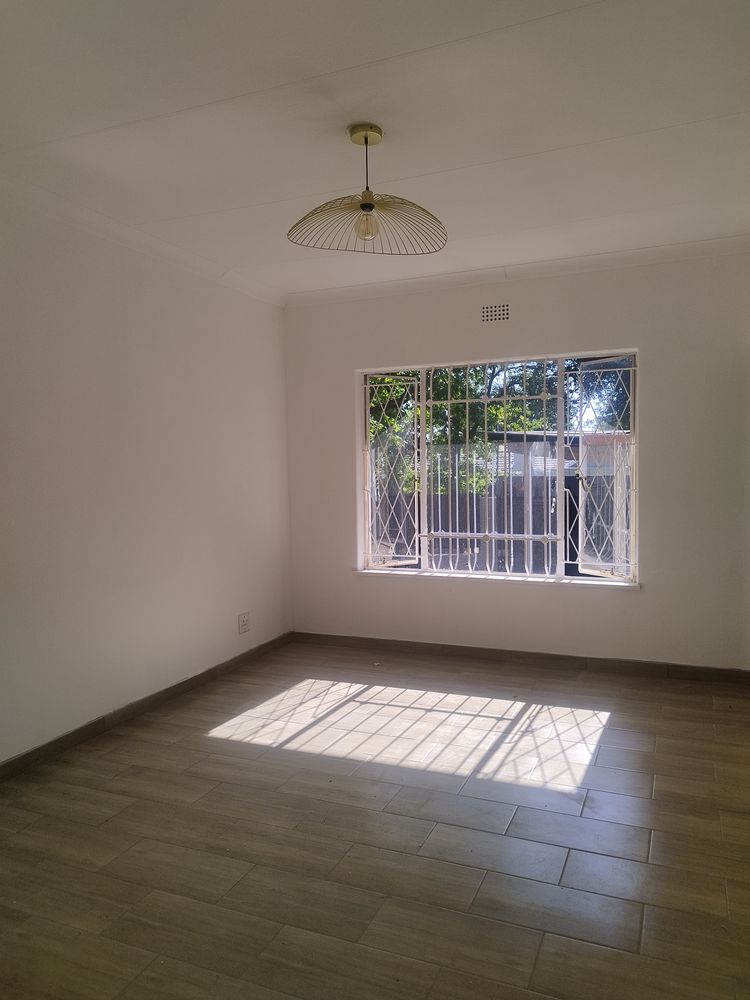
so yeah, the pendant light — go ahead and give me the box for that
[287,123,447,255]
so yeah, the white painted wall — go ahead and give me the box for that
[286,254,750,670]
[1,195,290,763]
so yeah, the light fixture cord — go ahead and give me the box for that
[365,134,369,190]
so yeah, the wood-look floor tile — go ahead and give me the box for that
[532,760,654,797]
[361,897,541,988]
[609,713,716,740]
[277,771,401,810]
[218,818,351,875]
[0,777,134,826]
[721,810,750,844]
[419,823,567,883]
[717,762,750,797]
[727,880,750,924]
[120,956,296,1000]
[385,785,515,835]
[351,761,466,793]
[427,968,557,1000]
[583,788,723,839]
[652,773,743,809]
[221,864,386,942]
[103,838,250,901]
[191,782,320,828]
[178,733,268,760]
[471,869,642,950]
[100,765,218,805]
[531,933,735,1000]
[656,736,750,767]
[184,754,299,790]
[255,924,438,1000]
[103,890,281,979]
[713,696,750,717]
[642,905,750,980]
[0,903,30,935]
[168,707,247,729]
[0,851,149,933]
[92,735,208,772]
[296,804,434,852]
[649,829,750,882]
[29,756,130,789]
[501,734,603,767]
[254,747,362,776]
[109,719,198,745]
[506,805,650,860]
[100,799,238,852]
[561,849,727,916]
[596,746,715,780]
[597,727,656,751]
[716,724,750,746]
[0,804,38,835]
[460,777,586,815]
[6,816,139,870]
[0,915,155,1000]
[330,843,484,910]
[4,643,749,1000]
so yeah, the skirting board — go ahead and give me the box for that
[0,632,292,780]
[290,631,750,682]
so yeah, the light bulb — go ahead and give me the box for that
[354,189,379,241]
[354,208,379,241]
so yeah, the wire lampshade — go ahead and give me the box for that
[287,124,447,255]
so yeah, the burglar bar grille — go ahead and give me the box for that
[363,354,637,582]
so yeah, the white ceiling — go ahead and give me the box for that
[2,0,749,301]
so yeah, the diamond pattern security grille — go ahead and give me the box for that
[574,357,635,579]
[363,355,636,582]
[365,376,420,566]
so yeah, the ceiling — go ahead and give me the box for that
[2,0,749,302]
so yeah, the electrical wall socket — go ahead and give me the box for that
[238,612,250,635]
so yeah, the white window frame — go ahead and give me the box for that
[359,351,638,585]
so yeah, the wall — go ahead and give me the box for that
[0,196,290,763]
[286,253,750,671]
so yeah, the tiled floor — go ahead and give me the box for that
[1,639,749,999]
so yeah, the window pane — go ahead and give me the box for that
[365,354,635,582]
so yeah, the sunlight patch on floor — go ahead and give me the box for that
[207,678,610,788]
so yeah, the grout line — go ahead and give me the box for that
[465,867,489,911]
[107,950,162,999]
[528,929,547,987]
[637,899,647,954]
[580,787,591,817]
[504,804,518,834]
[557,848,571,886]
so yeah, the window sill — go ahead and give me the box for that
[356,568,641,589]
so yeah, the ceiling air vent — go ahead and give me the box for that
[481,303,510,322]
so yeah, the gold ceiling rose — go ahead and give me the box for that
[287,123,447,255]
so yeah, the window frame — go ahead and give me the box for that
[358,349,639,586]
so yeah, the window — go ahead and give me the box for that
[363,353,636,582]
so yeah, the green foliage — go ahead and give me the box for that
[366,356,633,495]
